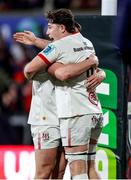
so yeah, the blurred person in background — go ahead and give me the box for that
[0,36,14,78]
[0,31,33,145]
[0,82,23,144]
[0,35,24,115]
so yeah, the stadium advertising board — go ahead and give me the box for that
[0,145,116,179]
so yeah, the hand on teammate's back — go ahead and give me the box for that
[88,54,99,68]
[86,69,106,92]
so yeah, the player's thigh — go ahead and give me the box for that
[52,146,67,179]
[35,148,58,174]
[60,115,92,147]
[31,125,60,149]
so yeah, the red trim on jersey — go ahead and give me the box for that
[72,32,79,35]
[68,128,71,146]
[38,53,52,65]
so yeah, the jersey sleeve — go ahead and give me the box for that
[84,38,95,55]
[88,41,95,55]
[37,43,59,65]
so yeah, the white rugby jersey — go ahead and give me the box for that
[28,71,58,125]
[38,32,102,118]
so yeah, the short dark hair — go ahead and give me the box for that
[47,8,75,33]
[74,21,82,31]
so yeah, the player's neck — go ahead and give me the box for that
[61,31,73,38]
[54,31,75,41]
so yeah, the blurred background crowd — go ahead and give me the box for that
[0,0,101,11]
[0,24,34,145]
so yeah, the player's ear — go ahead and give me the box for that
[60,24,66,33]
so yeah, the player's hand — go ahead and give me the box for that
[13,31,37,45]
[88,54,99,68]
[86,69,106,92]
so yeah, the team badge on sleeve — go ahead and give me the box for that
[42,44,55,55]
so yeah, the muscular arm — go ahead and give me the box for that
[13,31,51,49]
[14,31,100,83]
[14,31,99,81]
[32,37,50,49]
[47,56,105,91]
[24,53,98,81]
[14,32,100,83]
[24,56,48,80]
[48,54,98,81]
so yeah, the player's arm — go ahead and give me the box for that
[86,68,106,92]
[48,54,98,81]
[13,31,51,49]
[24,54,51,80]
[24,42,59,80]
